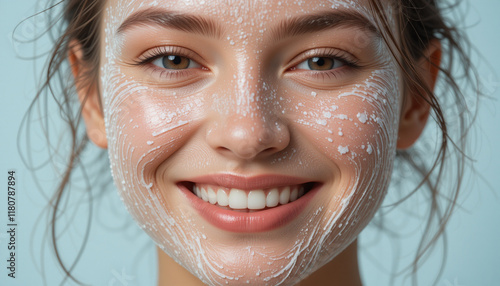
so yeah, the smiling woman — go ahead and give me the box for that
[25,0,478,285]
[93,2,404,284]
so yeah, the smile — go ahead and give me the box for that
[177,174,321,232]
[191,184,308,212]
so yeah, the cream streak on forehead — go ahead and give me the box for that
[100,1,401,285]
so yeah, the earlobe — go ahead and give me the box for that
[68,41,107,149]
[397,39,442,150]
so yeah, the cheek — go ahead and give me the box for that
[103,80,205,210]
[289,69,400,170]
[286,68,401,232]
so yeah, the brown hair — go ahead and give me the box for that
[22,0,478,284]
[369,0,477,284]
[20,0,105,284]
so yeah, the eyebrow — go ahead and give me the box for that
[117,8,224,38]
[117,8,379,41]
[271,11,380,41]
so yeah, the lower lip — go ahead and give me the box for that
[178,183,321,233]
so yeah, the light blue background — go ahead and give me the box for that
[1,1,499,285]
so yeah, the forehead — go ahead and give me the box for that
[104,0,381,35]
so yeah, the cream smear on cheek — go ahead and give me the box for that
[101,0,401,285]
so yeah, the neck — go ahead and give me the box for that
[297,240,362,286]
[156,240,362,286]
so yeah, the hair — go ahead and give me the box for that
[20,0,479,285]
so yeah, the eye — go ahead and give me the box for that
[152,55,201,70]
[296,57,345,71]
[285,49,361,88]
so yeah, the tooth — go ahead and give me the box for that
[298,186,305,197]
[194,184,305,209]
[266,188,279,207]
[248,190,266,210]
[290,187,298,202]
[207,187,217,204]
[201,187,209,202]
[279,186,290,205]
[217,189,229,206]
[229,189,247,209]
[194,185,201,197]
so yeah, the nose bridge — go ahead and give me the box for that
[206,60,289,160]
[230,58,275,129]
[234,60,264,116]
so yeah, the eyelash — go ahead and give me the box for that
[133,46,206,80]
[133,46,360,81]
[288,48,361,80]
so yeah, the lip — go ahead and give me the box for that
[177,174,322,233]
[181,173,313,190]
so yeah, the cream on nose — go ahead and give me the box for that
[206,58,290,160]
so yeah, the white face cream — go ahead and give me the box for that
[99,0,402,284]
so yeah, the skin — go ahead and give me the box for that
[70,0,440,285]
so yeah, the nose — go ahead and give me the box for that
[207,61,292,160]
[207,112,290,160]
[206,57,291,160]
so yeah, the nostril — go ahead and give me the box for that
[261,147,278,155]
[215,147,232,156]
[216,146,261,160]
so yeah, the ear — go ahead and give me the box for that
[68,41,107,149]
[397,39,442,150]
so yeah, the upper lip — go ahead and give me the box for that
[181,173,315,190]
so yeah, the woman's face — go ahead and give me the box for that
[100,0,401,284]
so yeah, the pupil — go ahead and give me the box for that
[312,57,325,66]
[168,55,182,65]
[163,55,189,69]
[308,57,334,70]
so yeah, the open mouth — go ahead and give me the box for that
[177,177,323,232]
[180,182,317,213]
